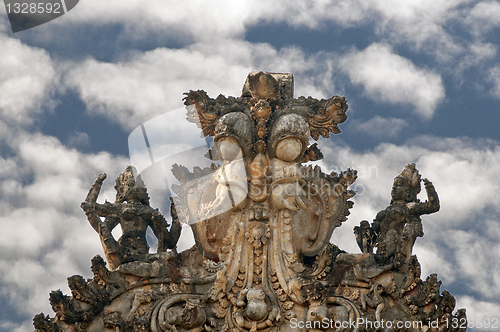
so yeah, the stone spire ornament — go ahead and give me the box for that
[34,72,466,332]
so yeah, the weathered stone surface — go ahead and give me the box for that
[34,71,466,332]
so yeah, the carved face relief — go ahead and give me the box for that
[391,177,411,202]
[269,113,310,160]
[214,112,254,158]
[218,137,242,161]
[115,166,149,204]
[275,137,303,162]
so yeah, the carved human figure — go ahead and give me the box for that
[372,163,439,266]
[103,311,125,331]
[360,283,386,322]
[81,166,181,270]
[162,298,206,332]
[206,137,248,218]
[192,112,251,223]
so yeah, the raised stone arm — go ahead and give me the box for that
[81,173,107,232]
[81,173,123,237]
[168,197,182,249]
[408,178,440,216]
[148,209,171,253]
[149,199,182,252]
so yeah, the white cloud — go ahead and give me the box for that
[445,228,500,299]
[0,320,34,332]
[468,42,497,63]
[412,243,456,286]
[351,116,408,138]
[490,66,500,98]
[456,296,500,328]
[271,0,469,62]
[0,33,57,125]
[66,132,90,149]
[0,131,130,321]
[2,0,491,101]
[452,42,498,79]
[67,0,469,62]
[368,0,467,56]
[260,0,370,28]
[340,43,445,118]
[66,46,250,131]
[66,40,338,131]
[51,0,266,42]
[467,1,500,35]
[15,0,493,77]
[0,5,11,33]
[56,0,468,56]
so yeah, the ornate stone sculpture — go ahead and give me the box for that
[81,166,182,271]
[372,164,440,267]
[34,72,467,332]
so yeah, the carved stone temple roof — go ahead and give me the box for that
[34,72,466,332]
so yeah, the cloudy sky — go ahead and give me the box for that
[0,1,499,331]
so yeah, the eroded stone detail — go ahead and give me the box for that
[34,72,466,332]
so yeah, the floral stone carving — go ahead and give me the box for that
[34,71,466,332]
